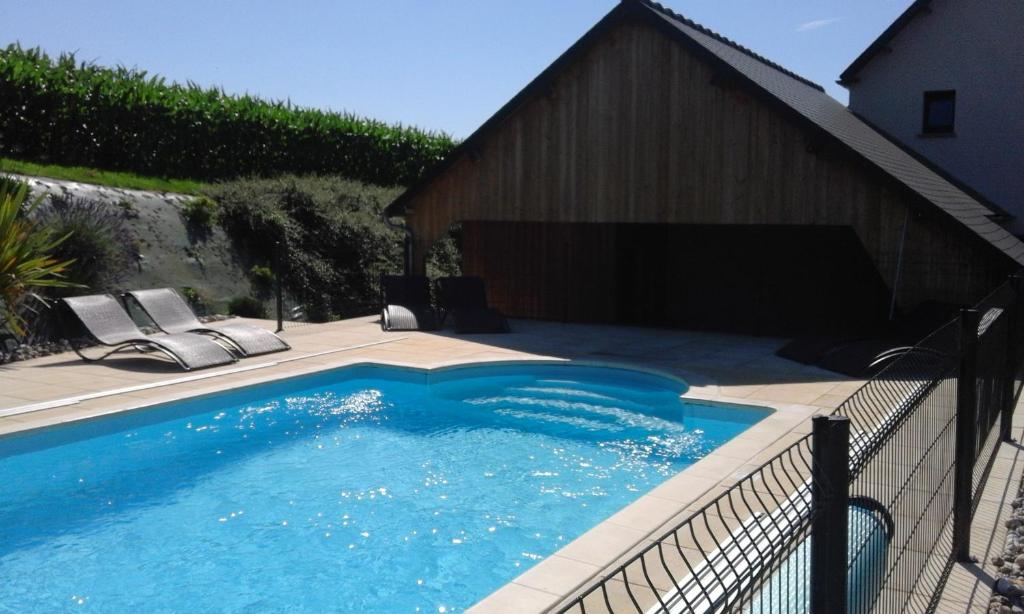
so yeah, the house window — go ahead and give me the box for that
[922,90,956,134]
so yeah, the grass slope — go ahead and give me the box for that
[0,157,206,194]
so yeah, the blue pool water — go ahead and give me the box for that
[0,363,769,613]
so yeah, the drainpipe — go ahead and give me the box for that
[381,210,415,276]
[889,206,910,322]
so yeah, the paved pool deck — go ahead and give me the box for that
[935,401,1024,613]
[3,316,868,611]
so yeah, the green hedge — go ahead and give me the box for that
[0,44,455,185]
[207,175,459,321]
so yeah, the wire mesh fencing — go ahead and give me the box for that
[971,283,1016,510]
[270,262,391,331]
[555,435,816,613]
[554,272,1024,614]
[834,318,960,614]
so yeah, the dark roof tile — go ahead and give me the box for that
[636,0,1024,266]
[632,0,826,92]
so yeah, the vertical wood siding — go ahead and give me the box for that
[406,17,1007,313]
[464,222,903,336]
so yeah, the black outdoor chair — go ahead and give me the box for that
[62,294,237,371]
[125,288,290,357]
[380,274,439,331]
[436,276,510,334]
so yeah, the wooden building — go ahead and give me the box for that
[385,0,1024,336]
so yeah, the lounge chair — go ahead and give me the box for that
[380,274,439,331]
[437,276,510,334]
[62,294,236,370]
[125,288,290,357]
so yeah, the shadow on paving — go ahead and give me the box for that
[410,318,854,389]
[20,355,198,374]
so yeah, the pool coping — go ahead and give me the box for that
[1,347,822,613]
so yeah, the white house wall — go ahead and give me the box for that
[847,0,1024,233]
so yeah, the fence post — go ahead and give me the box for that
[810,414,850,614]
[1003,274,1022,442]
[953,307,979,561]
[403,234,413,277]
[274,241,284,333]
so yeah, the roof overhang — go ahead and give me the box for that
[838,0,934,87]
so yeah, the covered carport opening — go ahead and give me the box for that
[461,221,893,337]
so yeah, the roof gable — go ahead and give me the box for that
[386,0,1024,267]
[838,0,933,85]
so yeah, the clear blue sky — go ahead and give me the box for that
[5,1,911,139]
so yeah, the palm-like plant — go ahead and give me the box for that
[0,181,79,337]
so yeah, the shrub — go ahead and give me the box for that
[33,193,135,291]
[426,224,462,280]
[0,44,456,186]
[249,265,275,299]
[180,286,210,315]
[0,179,78,336]
[227,296,267,318]
[208,175,460,321]
[249,264,274,283]
[181,196,217,229]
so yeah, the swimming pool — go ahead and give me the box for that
[0,362,770,612]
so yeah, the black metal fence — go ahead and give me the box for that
[971,282,1018,510]
[555,273,1024,614]
[554,434,818,612]
[835,316,959,614]
[192,254,393,335]
[266,249,390,332]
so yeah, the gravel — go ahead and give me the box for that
[990,484,1024,613]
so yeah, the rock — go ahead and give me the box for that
[1008,519,1023,530]
[996,556,1007,567]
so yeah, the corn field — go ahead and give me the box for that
[0,44,456,186]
